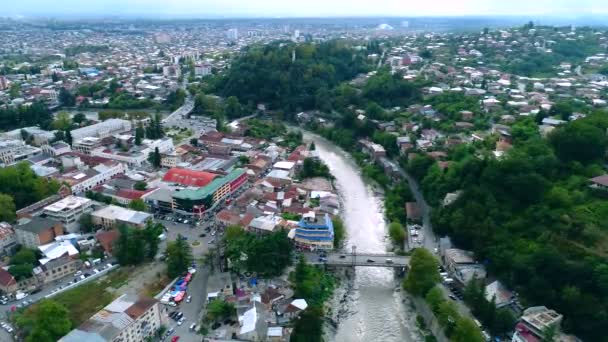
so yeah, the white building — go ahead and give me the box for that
[70,119,132,140]
[43,196,93,224]
[90,137,174,167]
[72,137,102,154]
[0,139,41,166]
[91,205,152,229]
[194,63,212,77]
[59,294,163,342]
[58,162,126,194]
[227,28,238,40]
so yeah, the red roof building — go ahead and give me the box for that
[162,168,218,187]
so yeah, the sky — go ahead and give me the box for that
[3,0,608,18]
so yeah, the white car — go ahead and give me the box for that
[177,317,185,326]
[186,295,192,303]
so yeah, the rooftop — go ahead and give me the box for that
[15,216,61,234]
[173,168,246,201]
[44,196,91,213]
[162,167,218,187]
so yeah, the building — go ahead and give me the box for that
[294,212,334,250]
[162,167,218,187]
[512,306,563,342]
[43,196,93,224]
[14,217,64,248]
[72,137,102,154]
[59,294,163,342]
[226,28,238,40]
[248,215,282,234]
[90,138,174,167]
[142,188,174,214]
[359,139,386,160]
[0,222,17,256]
[172,168,248,217]
[36,254,82,284]
[56,161,126,194]
[237,301,267,342]
[41,141,72,156]
[162,65,181,78]
[91,205,152,229]
[70,119,132,140]
[485,280,516,309]
[194,63,212,77]
[0,139,41,166]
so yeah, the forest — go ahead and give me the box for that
[0,163,61,217]
[0,102,53,131]
[212,40,370,118]
[414,113,608,341]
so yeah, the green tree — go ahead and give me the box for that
[135,123,144,146]
[189,138,198,147]
[72,112,86,124]
[52,111,72,131]
[8,264,33,280]
[148,147,161,168]
[403,248,440,296]
[224,96,243,119]
[9,83,20,99]
[128,199,146,211]
[58,87,75,107]
[425,286,445,312]
[78,213,95,233]
[65,129,72,145]
[206,300,235,321]
[166,235,193,278]
[11,248,37,265]
[549,121,607,164]
[388,222,406,246]
[332,217,346,248]
[451,317,485,342]
[0,194,16,222]
[134,181,147,191]
[16,299,72,342]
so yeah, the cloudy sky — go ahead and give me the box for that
[4,0,607,17]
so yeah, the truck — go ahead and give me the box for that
[15,292,28,300]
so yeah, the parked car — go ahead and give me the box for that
[199,233,206,237]
[177,317,185,326]
[171,336,180,342]
[339,255,346,259]
[186,295,192,303]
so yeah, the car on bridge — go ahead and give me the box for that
[366,259,375,263]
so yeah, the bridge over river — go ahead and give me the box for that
[305,251,410,268]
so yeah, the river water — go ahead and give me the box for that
[302,132,420,342]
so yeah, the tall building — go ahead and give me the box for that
[294,212,334,250]
[59,294,163,342]
[226,28,238,41]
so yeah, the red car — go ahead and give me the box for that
[171,336,180,342]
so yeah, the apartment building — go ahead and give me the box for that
[0,139,41,166]
[43,196,93,224]
[14,217,64,248]
[70,119,132,140]
[60,294,163,342]
[294,212,334,250]
[72,137,102,154]
[56,161,126,194]
[0,222,17,256]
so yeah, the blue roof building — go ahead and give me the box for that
[294,212,334,250]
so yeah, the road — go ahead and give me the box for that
[164,267,210,342]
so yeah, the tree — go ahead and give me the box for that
[9,83,20,99]
[58,87,76,107]
[72,113,86,125]
[65,129,72,145]
[135,123,144,146]
[224,96,243,119]
[16,299,72,342]
[388,222,406,246]
[425,286,445,312]
[0,194,16,222]
[309,142,316,151]
[332,217,346,248]
[403,248,440,296]
[148,147,161,168]
[451,317,485,342]
[166,235,193,278]
[128,199,146,212]
[206,300,235,321]
[8,264,33,280]
[134,181,147,191]
[52,111,72,131]
[78,213,95,233]
[11,248,37,265]
[549,121,607,164]
[189,138,198,147]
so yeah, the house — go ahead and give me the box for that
[14,217,64,248]
[589,175,608,191]
[248,215,283,234]
[396,136,413,155]
[261,287,285,309]
[0,268,18,294]
[512,306,572,342]
[0,222,17,256]
[281,299,308,319]
[60,294,163,342]
[96,230,120,256]
[442,248,475,274]
[91,205,152,229]
[237,301,268,342]
[37,255,82,285]
[359,139,386,160]
[485,280,516,309]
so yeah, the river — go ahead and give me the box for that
[302,131,421,342]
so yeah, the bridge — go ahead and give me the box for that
[306,252,410,268]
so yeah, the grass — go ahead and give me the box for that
[50,268,130,326]
[141,274,171,298]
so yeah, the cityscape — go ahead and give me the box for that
[0,2,607,342]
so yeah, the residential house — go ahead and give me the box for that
[91,205,153,229]
[14,217,64,248]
